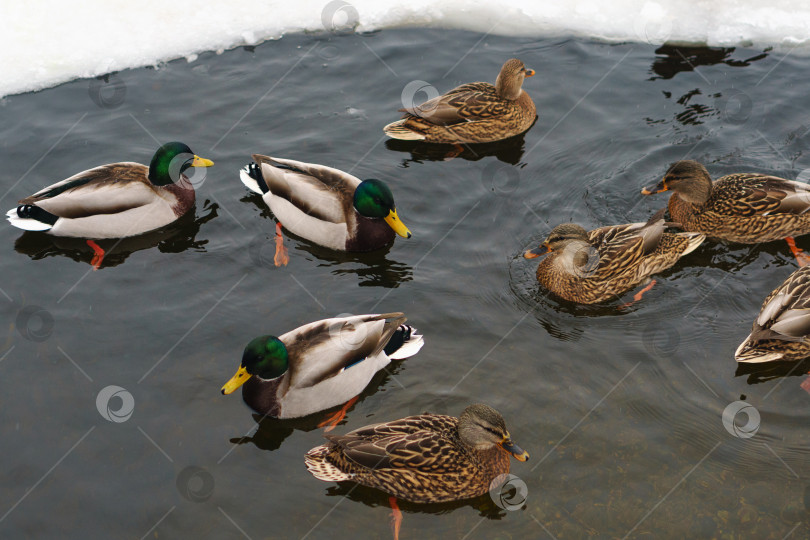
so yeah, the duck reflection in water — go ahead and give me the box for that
[385,128,530,166]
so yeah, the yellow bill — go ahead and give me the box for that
[192,155,215,167]
[384,209,412,238]
[221,365,251,395]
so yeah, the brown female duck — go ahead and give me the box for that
[383,58,537,145]
[524,210,705,305]
[641,160,810,263]
[736,265,810,363]
[304,404,529,504]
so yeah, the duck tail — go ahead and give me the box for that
[304,445,353,482]
[384,324,425,360]
[6,205,56,232]
[679,232,706,256]
[239,163,268,195]
[383,120,426,141]
[734,337,785,363]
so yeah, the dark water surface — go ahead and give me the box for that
[1,29,809,539]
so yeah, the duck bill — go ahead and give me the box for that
[524,69,536,77]
[641,180,667,195]
[221,366,251,395]
[500,437,530,461]
[384,209,412,238]
[191,155,215,167]
[523,244,550,259]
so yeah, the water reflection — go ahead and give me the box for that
[649,45,769,81]
[735,357,810,385]
[322,482,509,519]
[12,200,218,268]
[385,128,530,165]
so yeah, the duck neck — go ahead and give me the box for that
[242,374,289,416]
[495,74,523,100]
[162,181,196,216]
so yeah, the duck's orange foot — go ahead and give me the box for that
[274,222,289,267]
[619,279,657,310]
[800,373,810,394]
[86,240,105,270]
[785,237,810,267]
[317,396,359,432]
[443,144,464,161]
[389,496,402,540]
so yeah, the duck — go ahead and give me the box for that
[383,58,537,146]
[239,155,411,265]
[6,141,214,268]
[304,403,529,504]
[221,313,424,424]
[523,210,705,304]
[735,265,810,363]
[641,160,810,264]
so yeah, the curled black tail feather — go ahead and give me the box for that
[383,325,413,356]
[246,163,269,194]
[17,205,58,225]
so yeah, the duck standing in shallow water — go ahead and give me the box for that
[383,58,537,150]
[6,142,214,269]
[221,313,423,428]
[305,404,528,539]
[524,210,705,305]
[239,155,411,265]
[642,160,810,265]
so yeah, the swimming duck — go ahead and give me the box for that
[304,404,529,504]
[524,210,705,304]
[221,313,423,423]
[641,160,810,264]
[736,265,810,363]
[6,142,214,268]
[240,155,411,264]
[383,58,537,146]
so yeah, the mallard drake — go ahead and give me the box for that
[383,58,537,145]
[239,155,411,263]
[6,142,213,267]
[736,265,810,363]
[304,403,529,504]
[221,313,424,420]
[523,210,705,304]
[641,160,810,247]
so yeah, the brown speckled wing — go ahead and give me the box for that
[400,82,510,125]
[709,174,810,217]
[751,266,810,341]
[326,414,464,473]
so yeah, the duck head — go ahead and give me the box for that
[523,223,589,259]
[148,141,214,187]
[641,160,712,204]
[495,58,535,101]
[458,404,529,461]
[221,336,289,394]
[354,179,412,238]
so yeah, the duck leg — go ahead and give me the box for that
[443,144,465,160]
[619,279,657,310]
[317,396,359,432]
[801,373,810,394]
[389,496,402,540]
[784,237,810,267]
[87,240,105,270]
[274,222,289,267]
